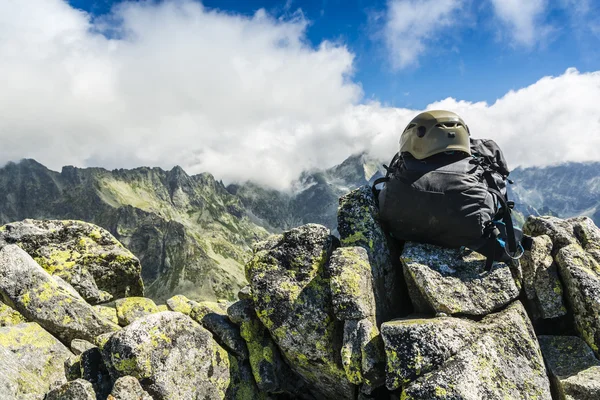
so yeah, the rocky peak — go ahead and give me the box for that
[2,177,600,399]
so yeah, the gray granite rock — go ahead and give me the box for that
[538,335,600,400]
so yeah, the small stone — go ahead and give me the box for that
[64,355,82,381]
[166,294,197,316]
[93,305,119,325]
[45,379,96,400]
[71,339,96,356]
[108,376,152,400]
[115,297,159,326]
[341,318,385,388]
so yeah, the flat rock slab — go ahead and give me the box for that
[0,245,120,343]
[402,243,520,316]
[0,322,73,397]
[0,219,143,304]
[103,311,230,400]
[538,336,600,400]
[381,302,552,399]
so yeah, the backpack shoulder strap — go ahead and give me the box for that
[372,152,400,202]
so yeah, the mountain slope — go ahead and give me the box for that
[229,152,385,231]
[0,160,267,302]
[509,162,600,226]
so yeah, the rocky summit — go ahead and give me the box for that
[1,185,600,399]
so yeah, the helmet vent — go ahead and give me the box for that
[417,126,427,137]
[404,123,416,132]
[436,122,464,129]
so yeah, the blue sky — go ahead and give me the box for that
[67,0,600,109]
[1,0,599,188]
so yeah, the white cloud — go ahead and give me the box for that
[0,0,599,191]
[415,68,600,171]
[489,0,549,46]
[382,0,465,69]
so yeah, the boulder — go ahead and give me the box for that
[381,302,552,399]
[402,243,520,316]
[0,300,26,327]
[189,301,248,360]
[555,244,600,354]
[0,245,120,343]
[520,235,567,319]
[0,322,73,396]
[327,246,376,320]
[337,186,406,323]
[102,311,230,399]
[45,379,96,400]
[0,220,143,303]
[0,345,46,400]
[115,297,159,326]
[538,335,600,400]
[93,305,118,325]
[246,224,355,399]
[341,318,385,389]
[227,299,290,394]
[108,376,152,400]
[166,294,197,315]
[524,216,600,354]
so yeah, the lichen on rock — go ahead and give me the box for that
[538,335,600,400]
[103,311,230,399]
[525,216,600,355]
[0,219,144,304]
[0,244,120,343]
[337,186,406,324]
[246,223,355,399]
[0,322,73,397]
[108,376,152,400]
[327,246,376,321]
[520,235,567,319]
[0,300,26,327]
[115,297,160,326]
[45,379,96,400]
[383,302,552,399]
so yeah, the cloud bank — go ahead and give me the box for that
[1,0,599,190]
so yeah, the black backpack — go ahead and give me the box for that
[373,138,528,268]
